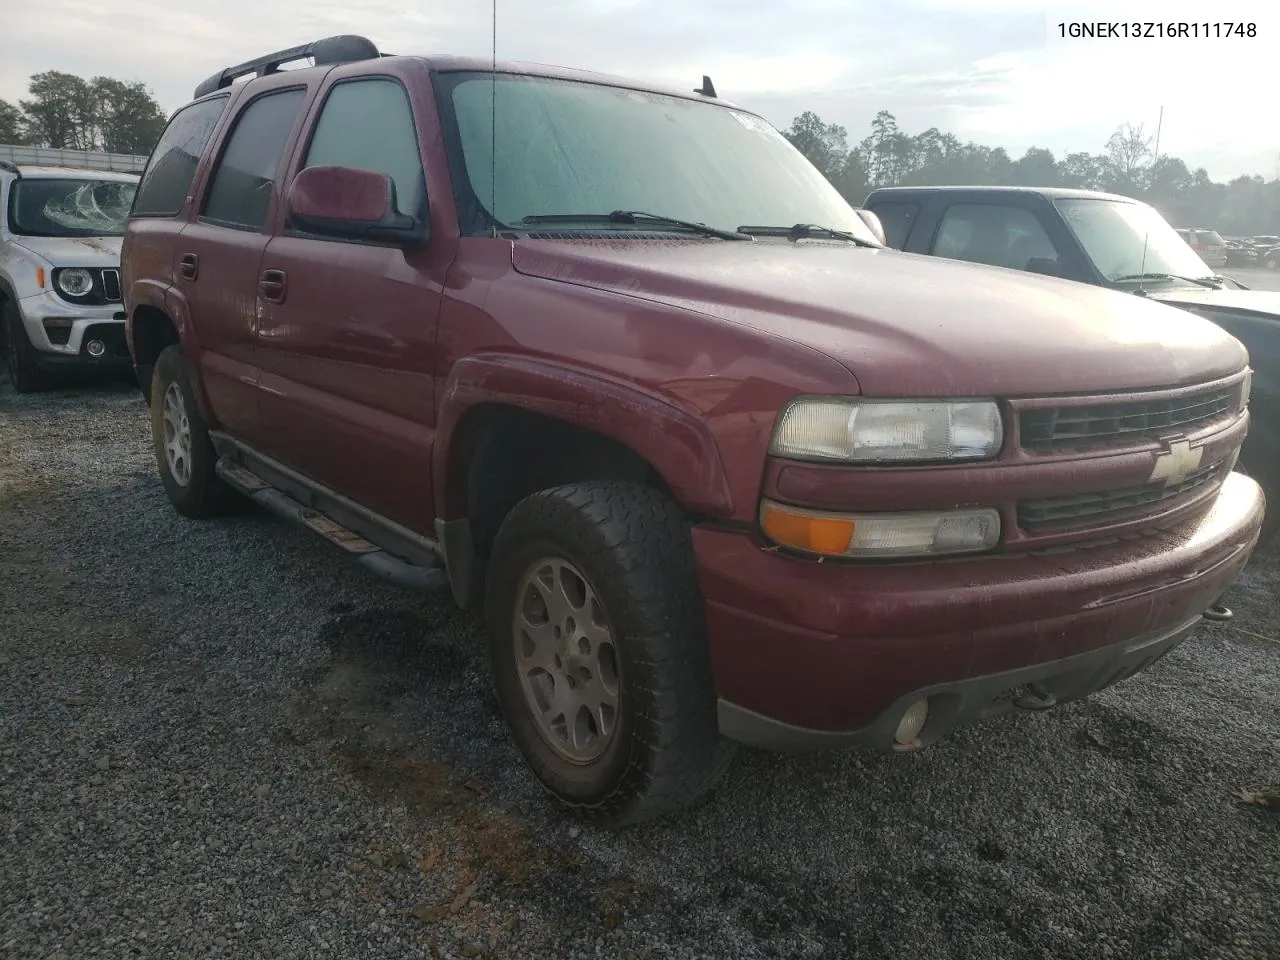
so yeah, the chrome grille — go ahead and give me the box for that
[1020,388,1233,452]
[100,269,122,302]
[1017,460,1223,531]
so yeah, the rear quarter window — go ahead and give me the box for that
[131,95,230,218]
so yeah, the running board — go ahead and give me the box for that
[215,460,450,593]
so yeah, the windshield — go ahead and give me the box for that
[440,72,878,243]
[1054,197,1214,282]
[7,178,137,237]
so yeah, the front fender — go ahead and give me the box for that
[433,353,735,520]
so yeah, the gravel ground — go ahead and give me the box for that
[1,375,1277,960]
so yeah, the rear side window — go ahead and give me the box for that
[865,201,918,249]
[301,78,425,217]
[131,96,229,217]
[202,88,307,230]
[932,203,1058,271]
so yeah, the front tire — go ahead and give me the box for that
[149,344,237,518]
[486,481,735,826]
[3,300,47,393]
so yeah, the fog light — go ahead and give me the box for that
[893,699,929,745]
[86,339,106,357]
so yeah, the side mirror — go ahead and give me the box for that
[854,208,887,246]
[1025,257,1061,277]
[286,165,427,245]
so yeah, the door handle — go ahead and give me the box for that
[179,253,199,281]
[259,269,287,304]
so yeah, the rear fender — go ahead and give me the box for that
[128,278,216,422]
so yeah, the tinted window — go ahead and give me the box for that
[303,79,424,216]
[203,89,306,229]
[865,201,918,249]
[131,96,228,217]
[933,203,1058,271]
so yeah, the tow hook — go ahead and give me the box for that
[1014,684,1058,711]
[1204,603,1233,622]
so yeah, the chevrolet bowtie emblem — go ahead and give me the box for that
[1148,438,1203,486]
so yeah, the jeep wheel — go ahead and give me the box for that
[486,481,735,826]
[149,344,238,518]
[3,300,46,393]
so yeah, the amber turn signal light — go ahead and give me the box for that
[759,499,1001,558]
[760,500,856,555]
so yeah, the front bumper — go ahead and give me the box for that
[695,470,1264,750]
[17,290,130,368]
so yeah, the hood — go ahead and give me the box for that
[511,239,1246,397]
[1147,285,1280,320]
[10,235,123,268]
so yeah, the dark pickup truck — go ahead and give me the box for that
[122,37,1263,825]
[863,185,1280,545]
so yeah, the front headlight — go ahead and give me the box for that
[55,268,95,298]
[770,398,1003,463]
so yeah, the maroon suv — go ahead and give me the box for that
[121,35,1264,825]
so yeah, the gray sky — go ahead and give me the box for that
[3,0,1277,181]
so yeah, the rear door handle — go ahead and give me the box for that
[259,269,287,304]
[179,253,199,281]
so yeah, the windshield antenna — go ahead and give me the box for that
[1136,105,1163,296]
[490,0,497,238]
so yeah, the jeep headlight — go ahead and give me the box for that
[55,267,94,298]
[770,398,1003,463]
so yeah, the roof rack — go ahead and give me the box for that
[192,35,381,100]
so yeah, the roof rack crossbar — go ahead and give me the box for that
[192,35,381,100]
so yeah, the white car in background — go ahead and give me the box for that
[0,162,139,392]
[1174,227,1229,267]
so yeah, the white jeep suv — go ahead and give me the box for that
[0,162,139,391]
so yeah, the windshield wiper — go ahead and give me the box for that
[521,210,751,240]
[736,223,879,247]
[1113,272,1223,289]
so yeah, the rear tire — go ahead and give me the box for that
[485,481,735,826]
[3,300,47,393]
[149,344,238,518]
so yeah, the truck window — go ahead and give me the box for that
[301,78,425,217]
[202,88,307,230]
[131,96,229,218]
[932,203,1058,271]
[440,72,877,242]
[865,201,917,249]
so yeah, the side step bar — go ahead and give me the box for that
[215,460,451,593]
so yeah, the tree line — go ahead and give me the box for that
[0,71,168,156]
[3,69,1277,235]
[784,109,1280,237]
